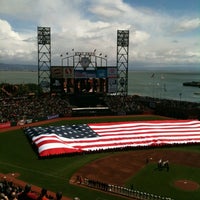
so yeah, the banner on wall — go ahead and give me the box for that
[96,68,107,78]
[108,78,117,93]
[63,67,74,78]
[75,70,96,78]
[50,78,64,93]
[51,67,63,79]
[0,122,11,129]
[107,67,117,78]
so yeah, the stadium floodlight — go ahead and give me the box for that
[60,52,69,66]
[37,26,51,93]
[60,54,63,66]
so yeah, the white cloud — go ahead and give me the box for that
[0,19,21,40]
[130,30,150,45]
[89,5,122,18]
[0,19,36,64]
[0,0,199,67]
[176,18,200,32]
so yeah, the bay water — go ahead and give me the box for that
[0,70,200,103]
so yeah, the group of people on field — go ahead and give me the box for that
[157,159,169,171]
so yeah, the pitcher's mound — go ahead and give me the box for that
[174,180,199,191]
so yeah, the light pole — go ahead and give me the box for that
[60,52,68,66]
[95,54,107,67]
[179,92,182,101]
[60,54,63,66]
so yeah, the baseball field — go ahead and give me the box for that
[0,115,200,200]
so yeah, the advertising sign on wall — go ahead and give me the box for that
[107,67,117,78]
[108,78,117,93]
[75,70,96,78]
[63,67,74,78]
[51,67,63,79]
[50,78,64,93]
[96,68,107,78]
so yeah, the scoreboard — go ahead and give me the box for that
[50,66,117,94]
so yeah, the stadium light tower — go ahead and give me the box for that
[116,30,129,96]
[37,26,51,93]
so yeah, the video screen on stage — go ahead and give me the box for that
[74,78,106,93]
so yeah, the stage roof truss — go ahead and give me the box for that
[61,52,107,70]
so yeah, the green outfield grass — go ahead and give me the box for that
[126,162,200,200]
[0,115,200,200]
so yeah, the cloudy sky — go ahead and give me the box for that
[0,0,199,69]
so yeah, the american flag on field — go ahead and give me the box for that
[24,120,200,157]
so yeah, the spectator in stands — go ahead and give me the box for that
[10,191,18,200]
[0,179,62,200]
[18,184,38,200]
[0,193,9,200]
[0,95,72,124]
[37,188,49,200]
[55,192,62,200]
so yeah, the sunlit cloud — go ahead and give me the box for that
[0,0,199,68]
[176,18,200,32]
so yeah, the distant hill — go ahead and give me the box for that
[0,62,199,73]
[0,63,37,71]
[131,63,200,73]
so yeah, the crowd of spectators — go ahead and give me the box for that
[0,95,72,123]
[0,180,62,200]
[0,93,149,124]
[153,97,200,119]
[103,95,149,114]
[1,92,200,125]
[104,94,200,119]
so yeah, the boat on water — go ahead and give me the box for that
[183,81,200,87]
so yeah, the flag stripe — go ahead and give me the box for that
[37,135,200,151]
[24,119,200,157]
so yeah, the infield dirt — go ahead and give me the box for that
[71,149,200,186]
